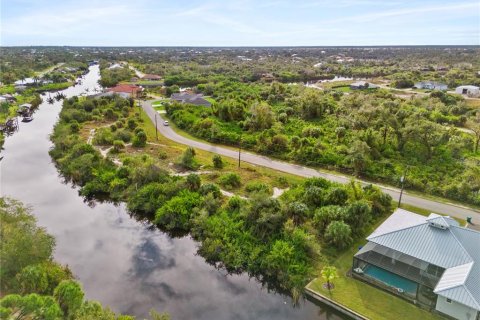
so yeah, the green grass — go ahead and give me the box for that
[332,85,352,92]
[152,100,166,111]
[307,214,445,320]
[34,82,72,92]
[204,96,216,104]
[123,80,164,86]
[0,85,15,95]
[399,203,465,225]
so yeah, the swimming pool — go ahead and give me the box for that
[363,264,418,295]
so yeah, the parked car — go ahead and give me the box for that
[163,120,169,126]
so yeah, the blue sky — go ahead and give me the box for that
[1,0,479,46]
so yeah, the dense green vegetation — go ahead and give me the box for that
[126,47,480,88]
[0,197,169,320]
[49,95,393,299]
[166,81,480,205]
[99,62,134,87]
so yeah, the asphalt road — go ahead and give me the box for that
[141,100,480,221]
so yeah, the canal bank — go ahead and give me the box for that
[0,65,348,319]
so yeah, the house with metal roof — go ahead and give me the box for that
[414,81,448,91]
[352,208,480,320]
[170,92,211,107]
[456,85,480,97]
[349,81,378,90]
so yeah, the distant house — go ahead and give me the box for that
[170,92,211,107]
[0,94,16,103]
[142,74,162,81]
[456,85,480,97]
[90,91,131,99]
[106,84,143,98]
[14,85,27,92]
[14,78,36,86]
[353,208,480,320]
[414,81,448,91]
[18,103,32,114]
[107,63,123,70]
[350,81,378,90]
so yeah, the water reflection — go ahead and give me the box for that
[0,66,347,320]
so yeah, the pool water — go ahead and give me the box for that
[364,265,418,295]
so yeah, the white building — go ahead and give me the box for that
[353,209,480,320]
[456,85,480,97]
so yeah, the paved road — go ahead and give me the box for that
[140,100,480,221]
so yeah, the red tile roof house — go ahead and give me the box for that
[142,74,162,81]
[106,84,143,98]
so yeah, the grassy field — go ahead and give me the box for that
[332,85,352,92]
[152,100,166,111]
[465,98,480,109]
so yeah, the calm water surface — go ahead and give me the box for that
[0,66,347,320]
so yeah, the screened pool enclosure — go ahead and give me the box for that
[353,242,444,308]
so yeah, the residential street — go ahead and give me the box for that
[140,100,480,221]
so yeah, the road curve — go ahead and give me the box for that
[140,100,480,221]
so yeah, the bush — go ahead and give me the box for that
[178,147,198,170]
[324,221,352,249]
[70,121,79,133]
[245,181,272,195]
[154,191,202,231]
[212,154,224,169]
[127,119,137,130]
[199,183,221,198]
[113,140,124,152]
[219,173,241,189]
[185,174,201,191]
[158,150,168,159]
[132,130,147,148]
[114,129,132,143]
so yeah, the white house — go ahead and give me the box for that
[414,81,448,91]
[456,85,480,97]
[353,209,480,320]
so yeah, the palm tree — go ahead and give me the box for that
[33,75,40,86]
[321,266,338,292]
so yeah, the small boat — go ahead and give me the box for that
[22,116,33,123]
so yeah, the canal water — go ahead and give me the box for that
[0,66,347,320]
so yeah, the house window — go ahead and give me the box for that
[446,298,452,303]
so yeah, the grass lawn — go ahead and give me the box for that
[34,82,72,92]
[332,85,352,92]
[152,100,166,111]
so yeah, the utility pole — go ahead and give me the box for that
[238,134,242,168]
[398,170,407,207]
[154,113,158,141]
